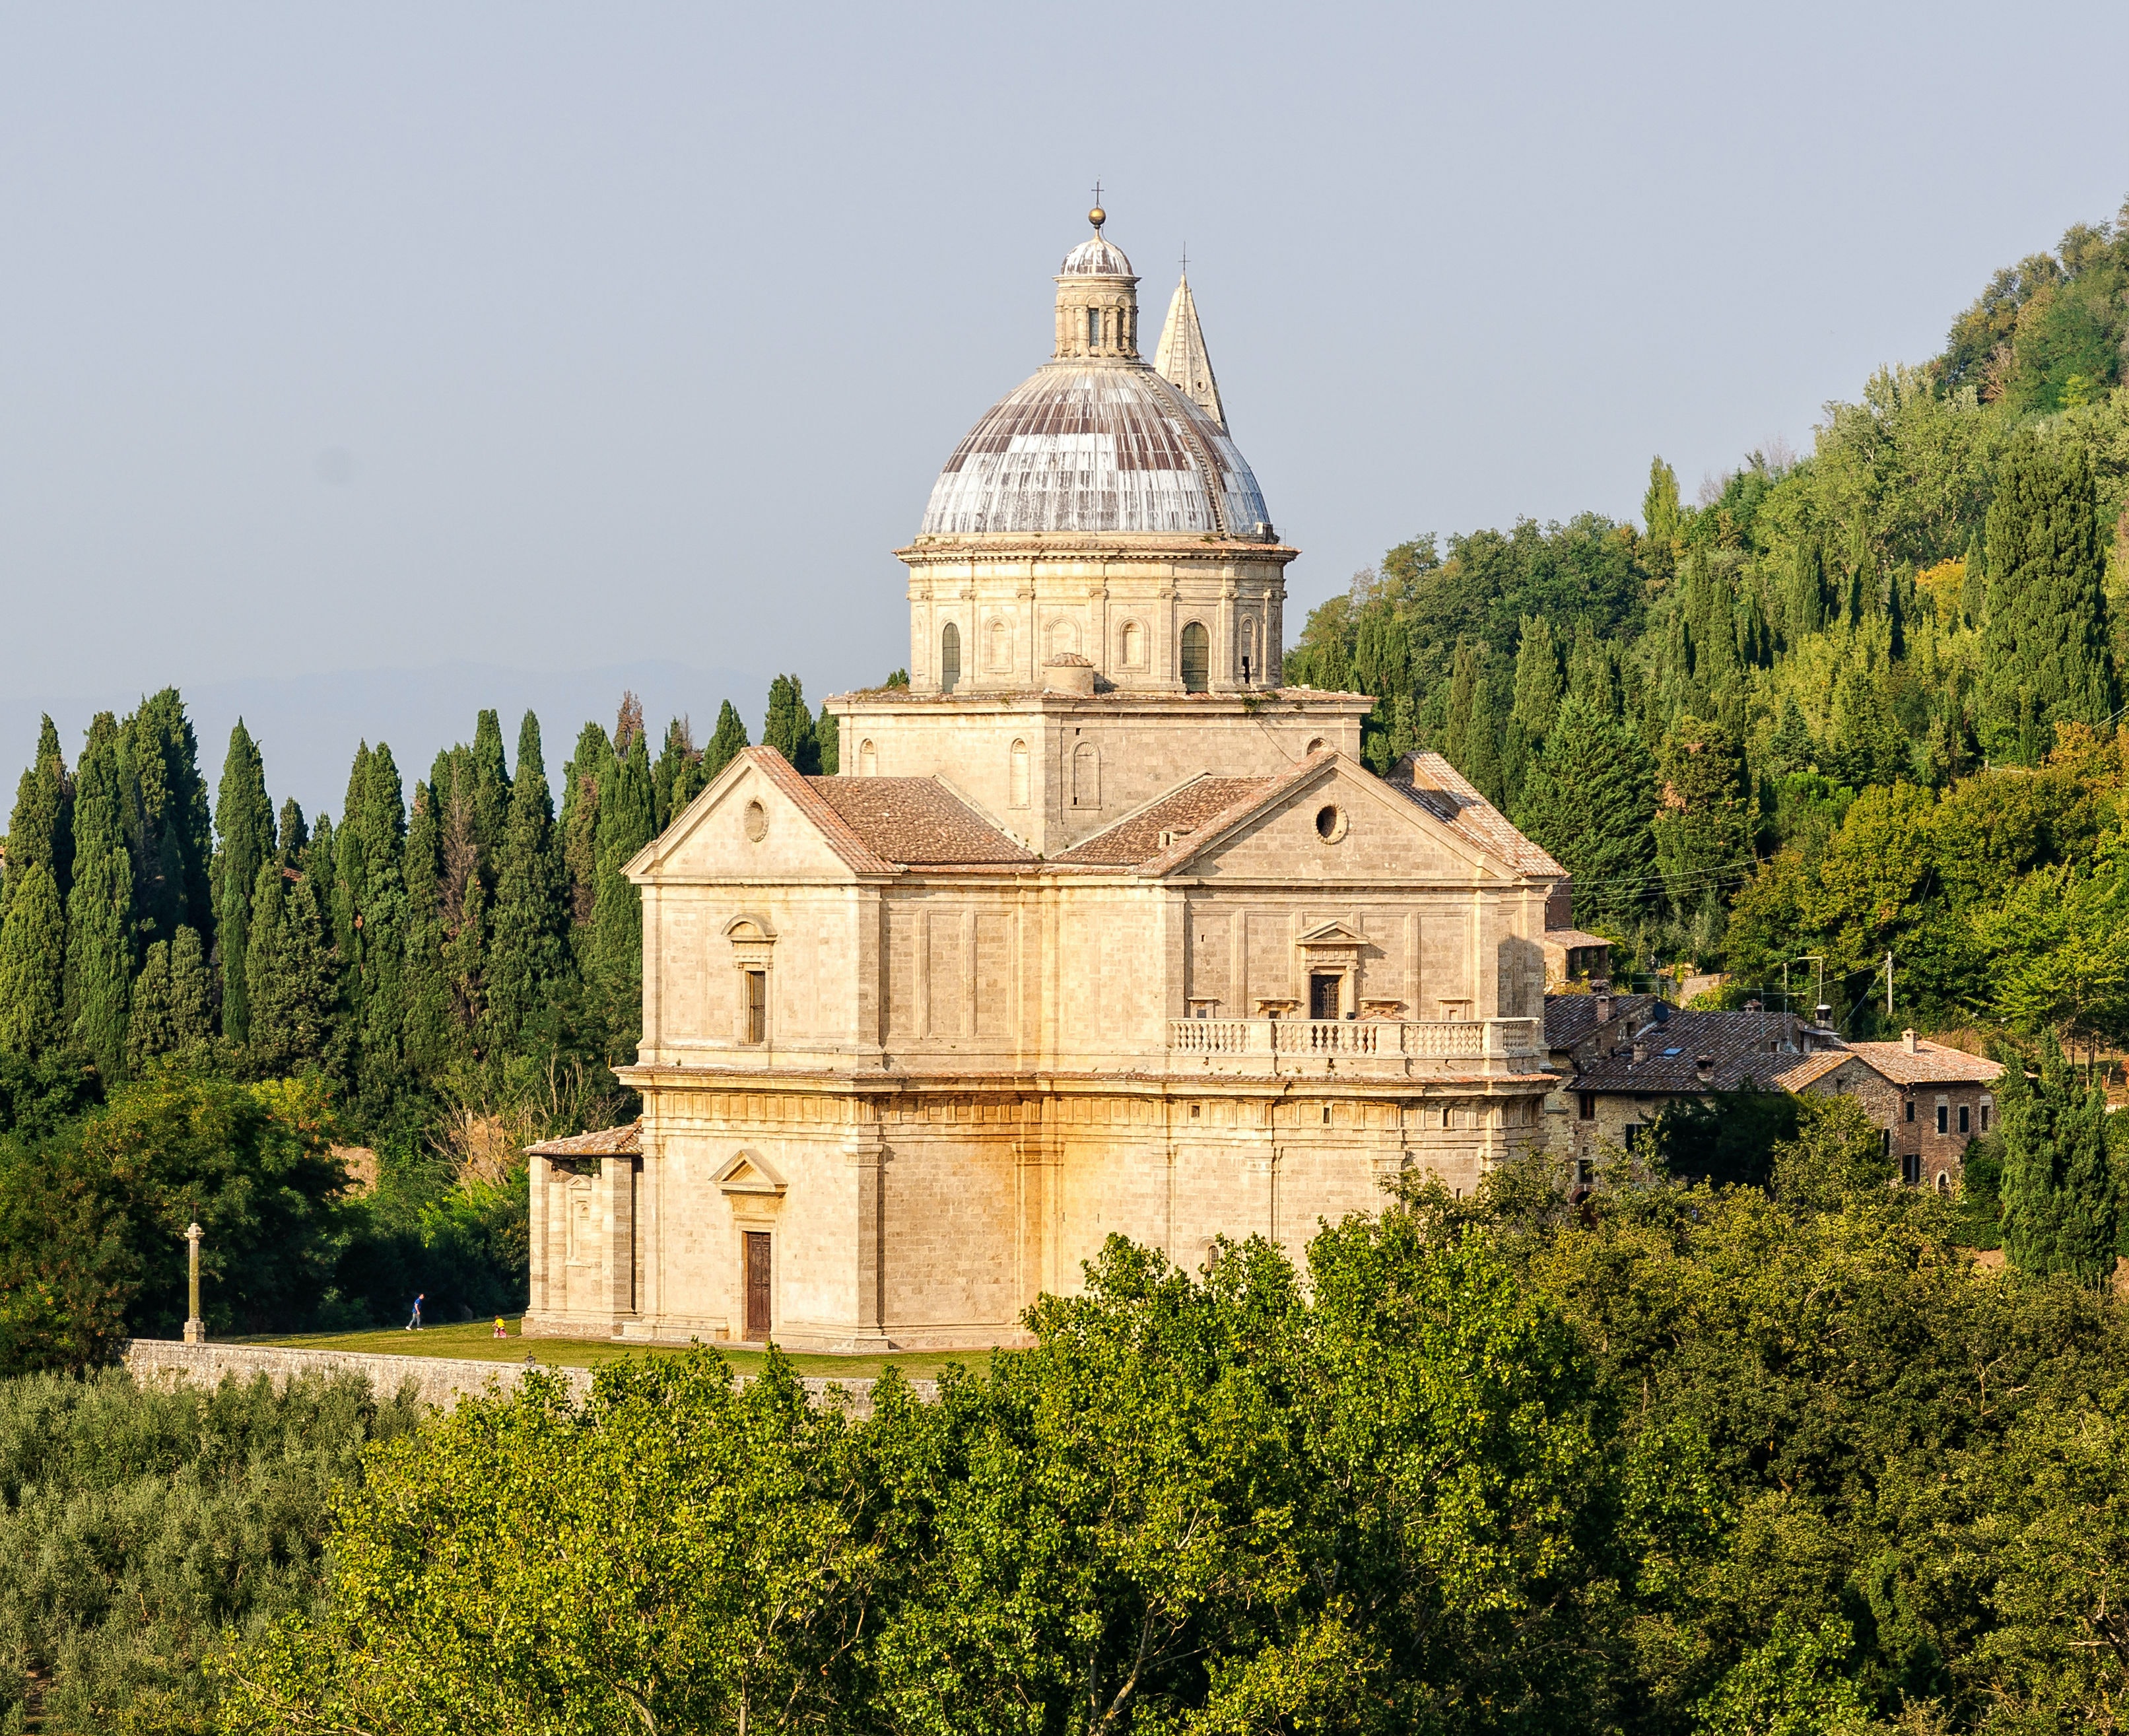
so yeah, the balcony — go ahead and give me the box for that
[1166,1016,1543,1080]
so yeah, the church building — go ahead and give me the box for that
[524,208,1570,1351]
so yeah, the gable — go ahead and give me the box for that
[630,755,878,884]
[713,1151,788,1195]
[1173,763,1506,885]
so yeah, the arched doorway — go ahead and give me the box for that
[1180,621,1209,692]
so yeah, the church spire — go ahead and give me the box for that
[1154,267,1225,429]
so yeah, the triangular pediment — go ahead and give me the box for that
[626,749,893,883]
[712,1151,788,1196]
[1297,919,1367,946]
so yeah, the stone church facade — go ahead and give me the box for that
[524,211,1568,1351]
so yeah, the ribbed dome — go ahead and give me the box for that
[920,362,1270,537]
[1060,233,1133,277]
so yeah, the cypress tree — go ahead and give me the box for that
[763,675,820,773]
[166,925,214,1048]
[1652,714,1750,921]
[1564,622,1625,718]
[65,720,136,1080]
[702,701,749,783]
[0,865,67,1057]
[590,733,655,1063]
[1514,694,1658,929]
[560,723,615,933]
[1439,641,1479,772]
[468,708,512,869]
[1642,455,1683,548]
[123,689,213,947]
[212,720,275,1046]
[2000,1033,2118,1285]
[1827,668,1911,787]
[1768,694,1817,776]
[1462,667,1506,809]
[3,716,73,914]
[277,797,308,866]
[1504,617,1562,811]
[652,717,704,831]
[815,704,839,776]
[351,745,411,1121]
[126,939,178,1072]
[487,712,573,1053]
[246,858,333,1077]
[1980,430,2116,764]
[399,780,453,1073]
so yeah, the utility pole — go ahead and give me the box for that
[1885,951,1894,1020]
[184,1222,204,1345]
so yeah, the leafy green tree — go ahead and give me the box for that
[1516,694,1657,928]
[814,701,839,777]
[1643,454,1684,549]
[467,708,512,870]
[1,716,72,914]
[1980,430,2116,763]
[212,720,275,1046]
[1693,1614,1874,1736]
[1653,712,1750,923]
[276,795,308,865]
[63,721,135,1081]
[590,733,654,1063]
[702,700,749,783]
[399,780,454,1074]
[762,674,820,774]
[246,860,333,1078]
[1504,614,1562,808]
[122,688,213,950]
[0,865,67,1059]
[2000,1032,2117,1284]
[485,712,572,1053]
[651,715,703,830]
[559,721,613,934]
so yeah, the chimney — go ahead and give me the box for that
[1815,1003,1833,1026]
[1902,1028,1918,1054]
[1631,1040,1648,1064]
[1594,992,1614,1023]
[1744,999,1762,1012]
[1695,1053,1713,1083]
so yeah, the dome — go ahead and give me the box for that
[1060,233,1133,277]
[920,363,1271,537]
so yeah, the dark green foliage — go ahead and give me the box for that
[213,721,275,1046]
[62,723,134,1083]
[560,721,614,932]
[762,673,819,773]
[590,735,654,1063]
[814,700,839,776]
[125,929,219,1074]
[0,865,67,1059]
[0,1368,420,1731]
[650,716,704,832]
[1515,694,1658,928]
[1,716,71,913]
[122,688,213,952]
[701,699,749,783]
[1503,613,1561,807]
[347,746,411,1128]
[2000,1033,2118,1283]
[467,708,511,868]
[1979,430,2115,763]
[246,861,333,1079]
[1646,1085,1806,1189]
[485,712,572,1053]
[276,795,308,865]
[1652,713,1750,921]
[399,780,454,1075]
[1942,205,2129,410]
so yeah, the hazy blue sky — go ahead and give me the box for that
[4,2,2128,811]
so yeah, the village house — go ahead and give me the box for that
[1776,1033,2002,1191]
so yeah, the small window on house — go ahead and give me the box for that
[1936,1104,1948,1135]
[1190,1103,1200,1119]
[1087,306,1100,347]
[744,969,767,1045]
[858,739,877,777]
[1180,622,1210,692]
[1322,1105,1332,1125]
[1624,1124,1641,1151]
[1903,1152,1922,1186]
[940,622,961,693]
[1905,1100,1914,1123]
[1883,1129,1892,1157]
[1577,1092,1595,1121]
[1441,1105,1453,1129]
[1980,1103,1990,1132]
[1958,1104,1970,1134]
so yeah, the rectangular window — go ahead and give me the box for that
[1087,307,1100,346]
[1623,1123,1641,1151]
[1905,1100,1914,1123]
[745,970,767,1045]
[1903,1152,1922,1186]
[1936,1104,1947,1135]
[1981,1104,1990,1132]
[1959,1104,1970,1134]
[1577,1092,1596,1121]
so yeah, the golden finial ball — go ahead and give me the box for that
[1089,205,1106,230]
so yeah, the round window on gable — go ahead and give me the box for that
[1315,803,1347,843]
[1304,737,1326,755]
[744,800,769,843]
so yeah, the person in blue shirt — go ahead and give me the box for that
[405,1292,424,1331]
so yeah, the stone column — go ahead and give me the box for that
[599,1156,635,1329]
[527,1155,550,1318]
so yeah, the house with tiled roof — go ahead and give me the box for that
[520,209,1574,1352]
[1774,1033,2002,1190]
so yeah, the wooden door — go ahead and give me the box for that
[743,1232,772,1339]
[1309,973,1341,1021]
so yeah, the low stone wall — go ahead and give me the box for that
[119,1339,933,1418]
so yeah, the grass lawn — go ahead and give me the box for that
[239,1318,994,1384]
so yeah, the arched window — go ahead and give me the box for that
[1009,739,1029,808]
[1071,741,1099,808]
[1180,621,1210,692]
[1047,617,1078,658]
[988,618,1012,671]
[1239,617,1259,685]
[1120,620,1143,666]
[858,739,877,777]
[940,622,961,693]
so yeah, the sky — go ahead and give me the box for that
[4,1,2128,814]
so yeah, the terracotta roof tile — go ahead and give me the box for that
[1388,752,1565,877]
[1838,1040,2004,1086]
[807,776,1035,867]
[1055,775,1277,865]
[527,1120,642,1158]
[739,749,896,876]
[1773,1052,1852,1091]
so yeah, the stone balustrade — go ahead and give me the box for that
[1167,1017,1541,1078]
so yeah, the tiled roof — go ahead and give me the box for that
[1543,992,1658,1053]
[1773,1052,1852,1092]
[1055,775,1276,865]
[1839,1040,2004,1086]
[527,1121,642,1158]
[1542,928,1612,951]
[1388,752,1565,877]
[1571,1009,1808,1095]
[739,749,896,877]
[807,776,1035,867]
